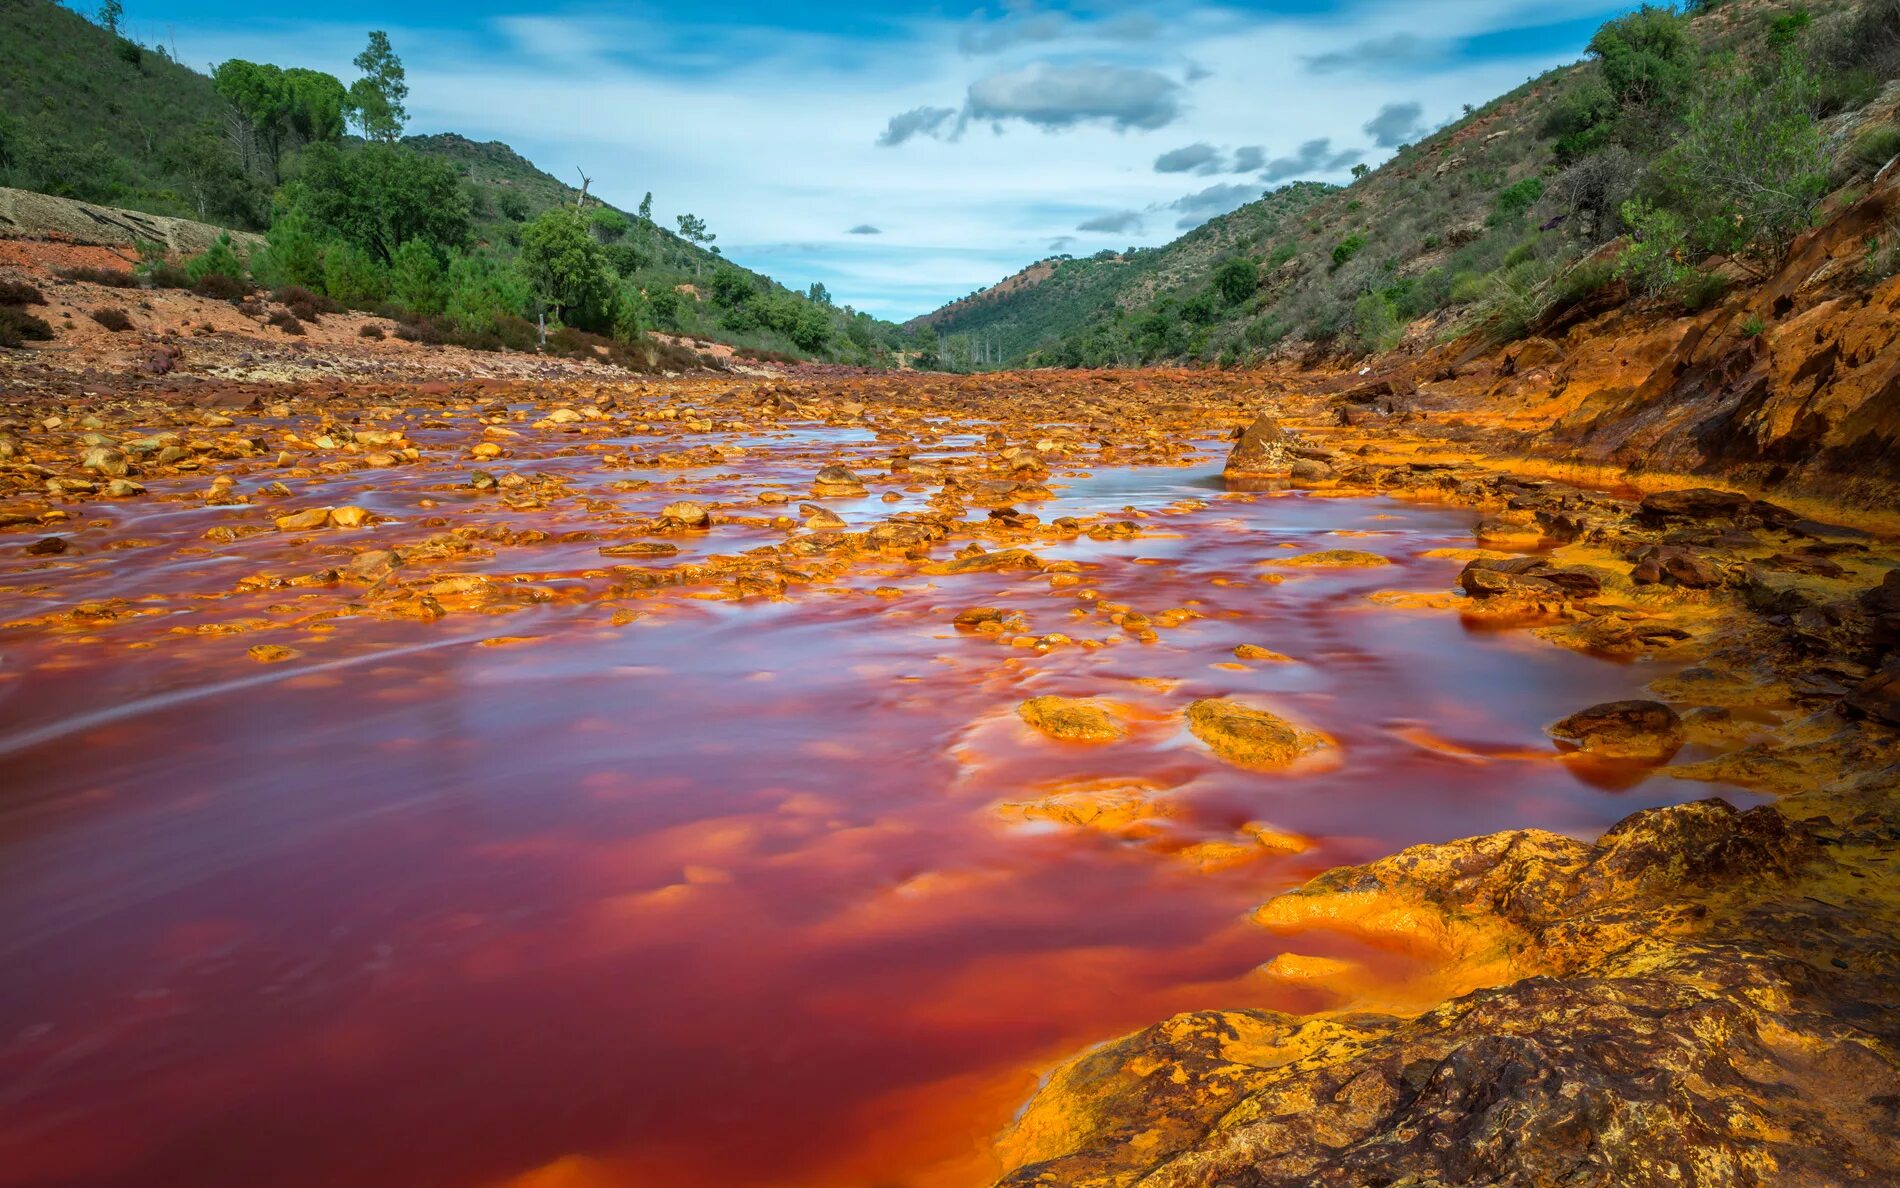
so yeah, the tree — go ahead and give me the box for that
[1350,163,1370,181]
[213,60,291,176]
[807,281,831,306]
[347,31,408,143]
[676,212,714,249]
[1215,258,1258,304]
[445,254,531,335]
[518,207,612,326]
[590,207,631,243]
[96,0,122,34]
[291,142,472,264]
[637,192,653,224]
[709,264,755,309]
[283,68,348,147]
[390,239,448,315]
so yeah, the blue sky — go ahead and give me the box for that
[110,0,1634,320]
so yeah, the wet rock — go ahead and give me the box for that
[1288,458,1334,483]
[1224,412,1292,477]
[1234,643,1293,662]
[812,464,867,496]
[1842,667,1900,728]
[1548,699,1684,760]
[660,501,711,529]
[599,541,680,558]
[1185,698,1327,769]
[81,446,130,477]
[1266,549,1390,568]
[1017,696,1127,743]
[328,506,370,529]
[274,507,332,532]
[1637,488,1751,525]
[24,536,68,556]
[1630,545,1726,589]
[246,644,298,663]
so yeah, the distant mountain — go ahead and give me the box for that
[919,0,1895,369]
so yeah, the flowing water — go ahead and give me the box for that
[0,421,1746,1188]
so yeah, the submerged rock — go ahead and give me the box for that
[1548,699,1684,760]
[1185,698,1327,768]
[1017,695,1126,743]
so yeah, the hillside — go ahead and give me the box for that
[922,0,1899,369]
[0,0,897,363]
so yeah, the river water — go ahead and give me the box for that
[0,424,1743,1188]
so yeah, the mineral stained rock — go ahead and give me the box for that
[1184,698,1327,769]
[998,800,1900,1188]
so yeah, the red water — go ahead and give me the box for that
[0,423,1746,1188]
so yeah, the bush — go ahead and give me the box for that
[1848,125,1900,177]
[1351,291,1403,354]
[0,306,56,347]
[148,263,192,289]
[185,233,246,286]
[1615,199,1692,296]
[58,266,140,287]
[90,308,132,331]
[321,242,388,308]
[1650,54,1831,260]
[358,323,385,339]
[389,239,448,316]
[1551,147,1639,241]
[0,280,46,305]
[1214,257,1258,304]
[1330,234,1367,269]
[1862,219,1900,284]
[1557,258,1619,303]
[267,310,306,335]
[1491,177,1547,222]
[444,254,531,336]
[1677,270,1730,312]
[1740,314,1767,337]
[193,273,247,301]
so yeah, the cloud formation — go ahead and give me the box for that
[1166,182,1262,229]
[1259,138,1363,182]
[877,105,960,146]
[959,8,1162,56]
[1154,142,1268,175]
[965,62,1184,132]
[847,224,882,235]
[1154,142,1224,174]
[1302,34,1436,74]
[1077,210,1144,233]
[1363,101,1424,147]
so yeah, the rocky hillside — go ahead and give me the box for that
[922,0,1897,369]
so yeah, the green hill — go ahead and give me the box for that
[0,0,898,362]
[920,0,1900,369]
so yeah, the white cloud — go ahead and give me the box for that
[158,0,1620,319]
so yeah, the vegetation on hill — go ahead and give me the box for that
[0,0,901,366]
[921,0,1900,370]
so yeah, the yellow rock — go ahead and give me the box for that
[246,644,298,663]
[1262,549,1391,568]
[1018,695,1127,742]
[1185,698,1328,769]
[1234,643,1294,662]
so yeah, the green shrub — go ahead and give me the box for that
[444,254,531,335]
[321,241,388,307]
[1214,257,1258,304]
[1351,291,1404,354]
[1557,258,1618,303]
[1650,53,1830,260]
[1739,314,1766,336]
[1849,125,1900,177]
[1491,177,1547,222]
[185,232,245,285]
[1330,234,1366,269]
[389,239,447,316]
[1677,270,1730,312]
[1615,199,1692,296]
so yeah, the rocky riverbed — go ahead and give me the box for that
[1,369,1895,1187]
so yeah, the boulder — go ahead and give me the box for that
[1548,700,1684,761]
[1185,698,1327,769]
[1017,696,1127,743]
[1224,412,1292,477]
